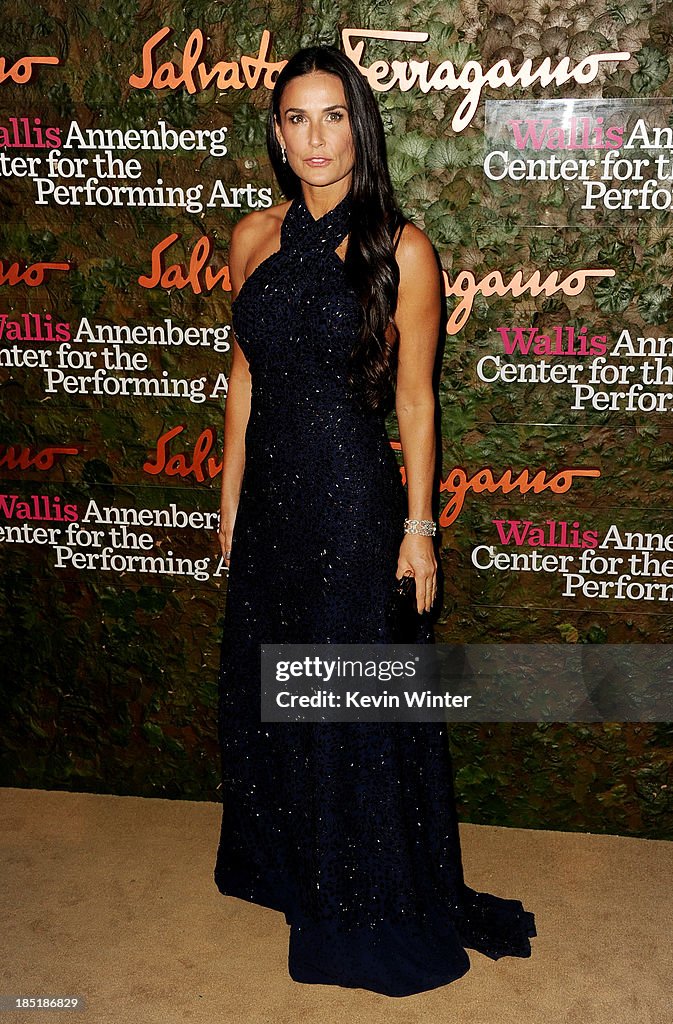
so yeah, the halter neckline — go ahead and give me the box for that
[281,188,352,255]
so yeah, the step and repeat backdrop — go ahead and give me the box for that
[1,1,672,835]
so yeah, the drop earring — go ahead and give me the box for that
[281,146,287,164]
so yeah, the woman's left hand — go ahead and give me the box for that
[396,533,438,614]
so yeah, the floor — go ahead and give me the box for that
[1,787,671,1024]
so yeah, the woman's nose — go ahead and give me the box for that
[309,121,325,147]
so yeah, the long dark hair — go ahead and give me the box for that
[266,45,407,415]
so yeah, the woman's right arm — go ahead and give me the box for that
[218,218,253,563]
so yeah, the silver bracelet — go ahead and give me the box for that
[404,518,436,537]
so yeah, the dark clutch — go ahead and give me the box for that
[387,573,419,640]
[393,573,416,603]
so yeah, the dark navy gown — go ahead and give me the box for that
[214,189,536,997]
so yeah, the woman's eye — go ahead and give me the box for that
[288,112,344,124]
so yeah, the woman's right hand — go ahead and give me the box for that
[218,515,236,565]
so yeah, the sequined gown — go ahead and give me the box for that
[214,189,536,997]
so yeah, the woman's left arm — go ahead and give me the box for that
[393,223,442,614]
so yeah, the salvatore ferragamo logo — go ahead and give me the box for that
[129,27,630,133]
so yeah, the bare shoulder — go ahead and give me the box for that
[394,221,439,286]
[232,200,291,247]
[229,200,292,290]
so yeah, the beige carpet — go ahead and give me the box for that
[1,787,671,1024]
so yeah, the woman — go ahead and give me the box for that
[214,44,536,997]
